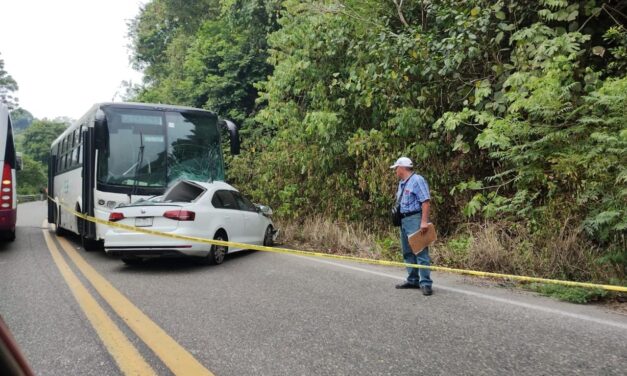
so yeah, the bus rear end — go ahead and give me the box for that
[0,104,17,241]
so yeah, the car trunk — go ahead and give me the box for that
[115,204,186,232]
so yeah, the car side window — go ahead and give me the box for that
[211,193,223,208]
[214,190,237,209]
[232,192,257,212]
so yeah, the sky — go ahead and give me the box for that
[0,0,145,120]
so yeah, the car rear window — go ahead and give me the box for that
[163,181,206,202]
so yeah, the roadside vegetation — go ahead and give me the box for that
[125,0,626,299]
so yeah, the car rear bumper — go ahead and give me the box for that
[104,230,213,258]
[106,247,200,258]
[105,245,211,258]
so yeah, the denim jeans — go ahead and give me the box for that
[400,213,433,287]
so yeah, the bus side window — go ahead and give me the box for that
[59,139,65,171]
[54,144,60,172]
[73,144,80,166]
[56,147,62,171]
[77,126,84,165]
[64,136,70,170]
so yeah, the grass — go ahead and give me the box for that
[272,216,624,304]
[274,216,386,259]
[526,283,608,304]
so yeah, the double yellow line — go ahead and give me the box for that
[42,223,213,375]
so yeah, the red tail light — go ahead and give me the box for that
[0,163,12,209]
[109,212,125,222]
[163,210,195,221]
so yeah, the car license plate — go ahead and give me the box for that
[135,217,153,227]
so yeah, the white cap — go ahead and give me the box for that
[390,157,413,169]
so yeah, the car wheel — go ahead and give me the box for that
[204,233,227,265]
[122,258,144,265]
[263,225,274,246]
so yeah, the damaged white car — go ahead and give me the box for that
[104,180,278,265]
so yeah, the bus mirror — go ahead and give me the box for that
[15,153,23,171]
[220,119,240,155]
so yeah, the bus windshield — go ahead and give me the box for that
[97,108,224,189]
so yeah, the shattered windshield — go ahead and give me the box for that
[166,112,224,183]
[97,108,224,189]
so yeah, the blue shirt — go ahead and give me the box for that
[396,174,430,214]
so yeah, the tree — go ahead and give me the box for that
[10,108,34,131]
[0,53,19,110]
[21,120,67,165]
[17,154,46,195]
[129,0,280,127]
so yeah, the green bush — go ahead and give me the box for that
[527,283,608,304]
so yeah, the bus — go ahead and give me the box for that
[0,103,18,241]
[48,102,239,249]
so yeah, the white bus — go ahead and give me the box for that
[48,102,239,249]
[0,103,18,241]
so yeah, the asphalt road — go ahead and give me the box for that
[1,201,626,375]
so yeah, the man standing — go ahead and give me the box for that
[391,157,433,295]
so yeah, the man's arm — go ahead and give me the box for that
[420,200,430,233]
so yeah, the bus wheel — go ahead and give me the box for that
[82,238,102,252]
[54,206,68,237]
[77,214,100,251]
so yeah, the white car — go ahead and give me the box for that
[104,180,277,265]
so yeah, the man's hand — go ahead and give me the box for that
[420,221,429,234]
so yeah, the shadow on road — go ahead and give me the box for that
[0,241,13,253]
[115,250,260,274]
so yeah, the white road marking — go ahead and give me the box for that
[298,256,627,330]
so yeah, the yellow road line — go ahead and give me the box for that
[55,235,214,376]
[42,229,156,376]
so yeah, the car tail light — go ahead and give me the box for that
[109,212,125,222]
[163,210,195,221]
[0,163,12,209]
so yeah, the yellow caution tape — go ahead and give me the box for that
[49,197,627,293]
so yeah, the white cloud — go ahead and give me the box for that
[0,0,145,120]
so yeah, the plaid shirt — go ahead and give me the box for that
[396,174,430,214]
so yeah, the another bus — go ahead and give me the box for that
[0,103,18,241]
[48,102,239,249]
